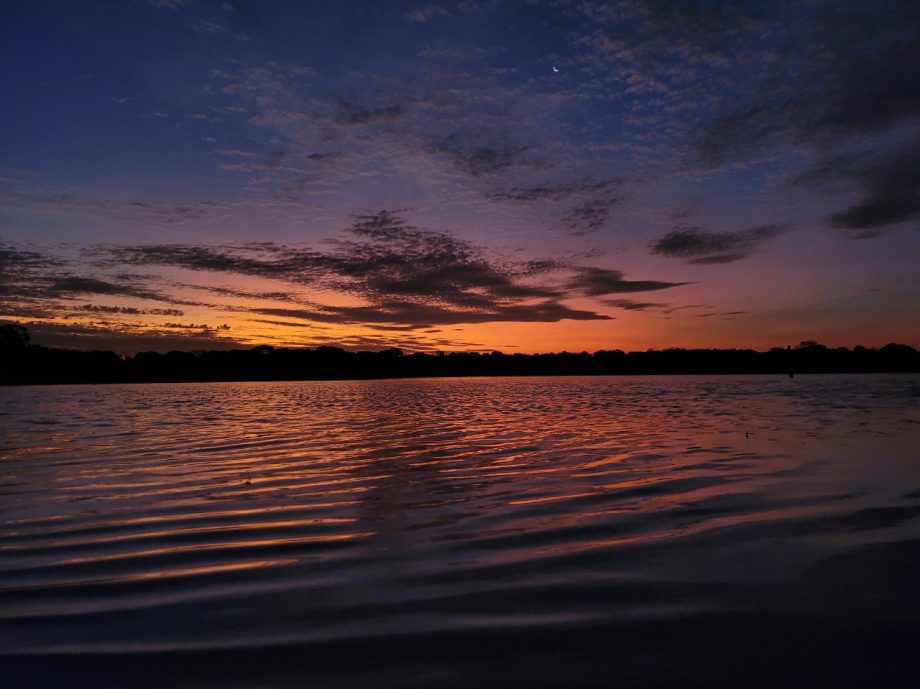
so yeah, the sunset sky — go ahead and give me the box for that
[2,0,918,353]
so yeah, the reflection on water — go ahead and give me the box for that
[1,375,919,688]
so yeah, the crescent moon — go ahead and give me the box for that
[552,66,559,73]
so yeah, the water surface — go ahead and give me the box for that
[2,375,919,688]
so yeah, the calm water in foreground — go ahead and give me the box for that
[1,375,919,688]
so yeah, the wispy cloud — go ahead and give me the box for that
[255,300,609,329]
[490,180,621,203]
[21,321,244,354]
[649,224,788,263]
[334,102,405,126]
[0,242,210,312]
[1,183,223,226]
[190,20,250,41]
[406,4,450,23]
[565,0,920,246]
[74,304,184,316]
[430,135,534,177]
[603,299,667,311]
[3,210,690,342]
[566,267,686,296]
[795,146,920,238]
[147,0,187,9]
[563,197,620,236]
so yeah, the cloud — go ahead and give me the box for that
[566,0,920,246]
[566,267,686,296]
[796,147,920,237]
[671,3,920,248]
[649,224,788,263]
[563,197,619,236]
[23,321,244,354]
[2,189,221,226]
[75,304,184,316]
[4,211,687,338]
[109,243,323,283]
[44,276,150,297]
[147,0,187,9]
[813,34,920,137]
[162,322,231,331]
[104,211,685,326]
[305,152,339,163]
[490,180,620,203]
[216,148,289,174]
[334,102,405,126]
[190,20,250,41]
[329,212,561,303]
[0,244,213,313]
[33,276,205,306]
[248,320,485,351]
[323,212,570,310]
[256,299,610,329]
[431,135,533,177]
[208,61,315,130]
[0,244,65,281]
[685,253,749,265]
[109,210,565,311]
[188,285,303,303]
[603,299,667,311]
[197,46,624,240]
[622,2,920,169]
[418,43,503,62]
[406,4,450,23]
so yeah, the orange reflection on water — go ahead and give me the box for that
[55,530,377,567]
[0,516,364,553]
[2,374,919,669]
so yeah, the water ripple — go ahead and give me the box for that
[1,375,919,688]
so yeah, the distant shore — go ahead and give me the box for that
[2,324,918,385]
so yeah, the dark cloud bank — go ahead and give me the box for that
[103,211,686,327]
[575,0,919,240]
[795,146,920,239]
[1,211,690,348]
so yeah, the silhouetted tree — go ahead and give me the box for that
[1,324,918,385]
[0,323,30,350]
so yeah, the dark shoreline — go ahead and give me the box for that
[5,371,920,389]
[2,327,918,386]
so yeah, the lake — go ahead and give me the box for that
[2,375,919,688]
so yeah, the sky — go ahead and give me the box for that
[1,0,918,354]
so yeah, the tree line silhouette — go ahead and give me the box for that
[1,323,918,385]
